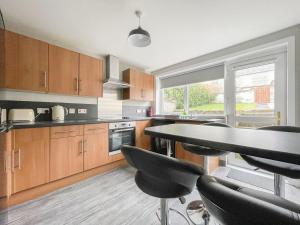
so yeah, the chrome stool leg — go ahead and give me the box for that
[156,199,190,225]
[274,173,285,198]
[186,156,210,225]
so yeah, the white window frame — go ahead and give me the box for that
[160,79,225,116]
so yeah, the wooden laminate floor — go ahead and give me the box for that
[0,167,210,225]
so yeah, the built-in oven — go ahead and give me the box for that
[109,121,136,155]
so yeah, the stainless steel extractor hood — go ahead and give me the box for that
[104,55,130,89]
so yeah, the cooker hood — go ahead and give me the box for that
[104,55,130,89]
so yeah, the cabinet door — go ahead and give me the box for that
[68,136,84,176]
[50,136,83,181]
[123,69,142,100]
[49,45,79,95]
[84,125,108,170]
[79,54,103,97]
[143,73,154,101]
[135,120,151,150]
[12,128,49,193]
[18,34,48,92]
[50,137,69,181]
[0,132,12,198]
[3,30,18,89]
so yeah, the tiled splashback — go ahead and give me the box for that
[0,101,98,121]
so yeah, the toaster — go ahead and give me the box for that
[8,109,35,122]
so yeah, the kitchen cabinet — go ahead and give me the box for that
[1,31,48,91]
[0,132,12,198]
[135,120,152,150]
[50,136,84,181]
[84,124,109,170]
[79,54,103,97]
[2,30,18,89]
[49,45,79,95]
[123,69,154,101]
[17,34,48,92]
[12,128,49,193]
[50,126,84,181]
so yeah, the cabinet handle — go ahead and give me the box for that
[79,140,84,154]
[79,79,82,92]
[12,149,21,171]
[44,71,47,89]
[83,140,87,153]
[17,148,21,170]
[75,78,79,92]
[54,131,69,134]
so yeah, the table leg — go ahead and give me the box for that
[166,139,172,157]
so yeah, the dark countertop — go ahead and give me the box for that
[2,116,224,130]
[5,117,152,129]
[145,124,300,165]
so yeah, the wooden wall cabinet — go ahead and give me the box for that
[1,30,104,97]
[135,120,152,150]
[3,31,49,91]
[49,45,79,95]
[79,54,103,97]
[83,124,109,170]
[123,69,154,101]
[12,128,50,194]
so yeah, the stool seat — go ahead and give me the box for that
[241,155,300,179]
[122,145,204,225]
[197,175,300,225]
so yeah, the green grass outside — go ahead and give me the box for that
[190,103,256,112]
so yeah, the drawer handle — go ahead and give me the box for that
[87,128,104,132]
[54,131,69,134]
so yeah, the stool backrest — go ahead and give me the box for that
[121,145,203,192]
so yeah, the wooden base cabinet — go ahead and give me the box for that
[50,136,84,182]
[12,128,50,194]
[83,124,109,170]
[135,120,151,150]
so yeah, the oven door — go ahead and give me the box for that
[109,128,135,155]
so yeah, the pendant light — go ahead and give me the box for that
[128,10,151,47]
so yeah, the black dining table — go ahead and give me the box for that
[144,124,300,165]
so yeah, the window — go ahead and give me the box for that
[162,86,185,114]
[161,79,224,115]
[188,79,224,116]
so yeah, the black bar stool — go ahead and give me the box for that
[197,175,300,225]
[181,122,231,223]
[241,125,300,197]
[121,145,204,225]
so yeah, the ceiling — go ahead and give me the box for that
[1,0,300,72]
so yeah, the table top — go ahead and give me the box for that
[145,124,300,165]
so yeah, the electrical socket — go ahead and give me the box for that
[37,108,49,114]
[69,108,76,114]
[78,108,87,114]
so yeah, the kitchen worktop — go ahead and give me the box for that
[2,116,224,130]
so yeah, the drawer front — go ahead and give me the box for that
[51,125,83,139]
[68,125,83,137]
[84,124,107,135]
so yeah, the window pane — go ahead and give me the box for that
[163,86,185,114]
[235,63,275,128]
[188,79,224,115]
